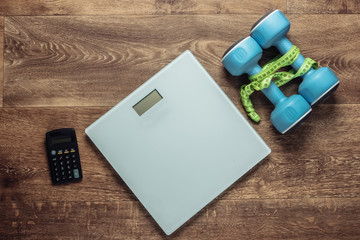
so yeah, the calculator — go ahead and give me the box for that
[46,128,83,184]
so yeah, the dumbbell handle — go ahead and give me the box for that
[248,65,286,106]
[275,38,315,76]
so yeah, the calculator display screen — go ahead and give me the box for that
[51,137,72,145]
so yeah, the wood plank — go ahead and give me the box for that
[0,105,359,203]
[1,198,359,239]
[288,0,360,14]
[1,1,358,239]
[0,17,3,107]
[4,15,359,107]
[0,0,286,16]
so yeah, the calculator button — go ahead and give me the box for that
[68,170,72,175]
[70,148,76,153]
[66,160,70,164]
[64,149,69,154]
[68,176,72,179]
[65,155,70,160]
[60,161,64,166]
[73,169,80,179]
[56,177,60,182]
[73,164,78,168]
[53,162,57,167]
[62,176,66,181]
[54,167,58,172]
[57,150,63,155]
[67,165,71,169]
[51,150,57,156]
[71,154,76,159]
[62,171,65,176]
[52,157,57,161]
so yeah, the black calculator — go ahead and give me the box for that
[46,128,83,184]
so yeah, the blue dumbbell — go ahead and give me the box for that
[222,37,312,134]
[250,9,339,106]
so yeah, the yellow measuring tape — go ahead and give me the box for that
[241,46,318,122]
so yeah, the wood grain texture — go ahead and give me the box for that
[288,0,360,14]
[0,17,3,107]
[0,105,359,204]
[1,2,360,238]
[0,0,286,16]
[4,14,360,107]
[1,198,360,239]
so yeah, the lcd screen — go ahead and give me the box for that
[133,89,163,116]
[51,137,72,145]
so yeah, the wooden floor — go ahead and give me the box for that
[1,1,360,239]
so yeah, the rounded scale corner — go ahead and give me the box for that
[159,223,178,236]
[183,49,192,55]
[265,147,272,156]
[164,229,173,236]
[180,50,195,60]
[84,126,92,137]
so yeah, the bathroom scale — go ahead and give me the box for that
[85,50,271,235]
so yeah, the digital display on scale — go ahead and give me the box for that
[133,89,163,116]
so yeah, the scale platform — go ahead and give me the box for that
[85,50,271,235]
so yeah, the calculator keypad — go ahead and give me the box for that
[51,147,81,184]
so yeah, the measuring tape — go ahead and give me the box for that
[240,46,318,122]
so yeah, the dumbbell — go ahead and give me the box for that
[250,9,339,106]
[222,37,311,134]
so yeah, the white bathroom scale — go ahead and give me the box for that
[85,50,271,235]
